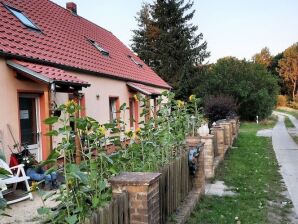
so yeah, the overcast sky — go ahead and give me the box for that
[51,0,298,63]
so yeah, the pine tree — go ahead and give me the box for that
[131,3,157,68]
[132,0,209,99]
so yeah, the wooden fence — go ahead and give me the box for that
[159,148,192,223]
[86,192,129,224]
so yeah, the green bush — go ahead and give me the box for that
[195,57,279,120]
[276,95,287,107]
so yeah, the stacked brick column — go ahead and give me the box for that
[211,126,225,161]
[200,135,215,179]
[194,146,205,194]
[186,136,205,194]
[235,116,240,135]
[217,121,231,152]
[110,172,161,224]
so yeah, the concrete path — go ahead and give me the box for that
[272,113,298,216]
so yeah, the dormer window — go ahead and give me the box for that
[128,55,143,68]
[88,39,109,57]
[5,5,40,31]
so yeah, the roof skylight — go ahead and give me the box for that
[128,55,143,68]
[89,39,109,57]
[5,5,40,31]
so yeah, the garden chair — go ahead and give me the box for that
[0,159,33,205]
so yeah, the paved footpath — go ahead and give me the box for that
[272,112,298,216]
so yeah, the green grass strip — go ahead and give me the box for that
[284,116,295,128]
[187,120,292,224]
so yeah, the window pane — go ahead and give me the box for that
[7,6,39,30]
[109,98,118,122]
[129,99,134,128]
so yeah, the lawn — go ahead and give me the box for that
[187,118,292,224]
[284,116,295,128]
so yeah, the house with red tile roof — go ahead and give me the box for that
[0,0,170,161]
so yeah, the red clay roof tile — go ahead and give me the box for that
[0,0,170,89]
[8,60,89,86]
[127,82,162,96]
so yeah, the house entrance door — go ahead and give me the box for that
[19,94,42,161]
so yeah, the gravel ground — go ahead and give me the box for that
[2,190,58,224]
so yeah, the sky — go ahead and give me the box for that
[51,0,298,63]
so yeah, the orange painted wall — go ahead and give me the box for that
[0,58,49,161]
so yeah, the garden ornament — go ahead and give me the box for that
[188,143,204,175]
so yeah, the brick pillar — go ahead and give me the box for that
[227,121,233,145]
[110,172,161,224]
[186,136,205,194]
[210,128,218,157]
[229,119,237,143]
[193,146,205,194]
[236,116,240,135]
[186,135,200,147]
[217,122,230,151]
[212,126,225,161]
[200,135,215,179]
[230,119,237,136]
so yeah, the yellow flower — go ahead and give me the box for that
[189,95,196,101]
[125,130,133,138]
[97,126,107,136]
[135,127,141,135]
[177,100,184,108]
[133,94,139,102]
[65,100,77,114]
[30,181,39,192]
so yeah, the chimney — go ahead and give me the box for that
[66,2,77,15]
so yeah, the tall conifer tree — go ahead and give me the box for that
[132,0,209,99]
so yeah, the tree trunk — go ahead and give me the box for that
[293,80,297,100]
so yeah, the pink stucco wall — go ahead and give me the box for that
[0,58,48,161]
[65,71,168,128]
[0,57,168,160]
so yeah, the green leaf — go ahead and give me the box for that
[46,150,60,161]
[44,116,59,125]
[42,191,57,201]
[45,130,59,136]
[119,103,127,111]
[65,215,77,224]
[37,207,50,215]
[0,197,7,210]
[45,166,57,175]
[0,167,10,176]
[92,197,100,208]
[108,167,118,175]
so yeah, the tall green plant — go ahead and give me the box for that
[38,92,203,223]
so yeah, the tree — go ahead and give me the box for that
[252,47,272,68]
[131,3,158,68]
[195,57,279,120]
[278,43,298,100]
[131,0,209,99]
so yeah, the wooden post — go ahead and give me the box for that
[74,92,81,164]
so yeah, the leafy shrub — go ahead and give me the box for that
[36,92,202,223]
[287,95,298,109]
[195,57,279,120]
[276,95,287,107]
[203,95,238,123]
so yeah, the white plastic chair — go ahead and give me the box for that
[0,159,33,205]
